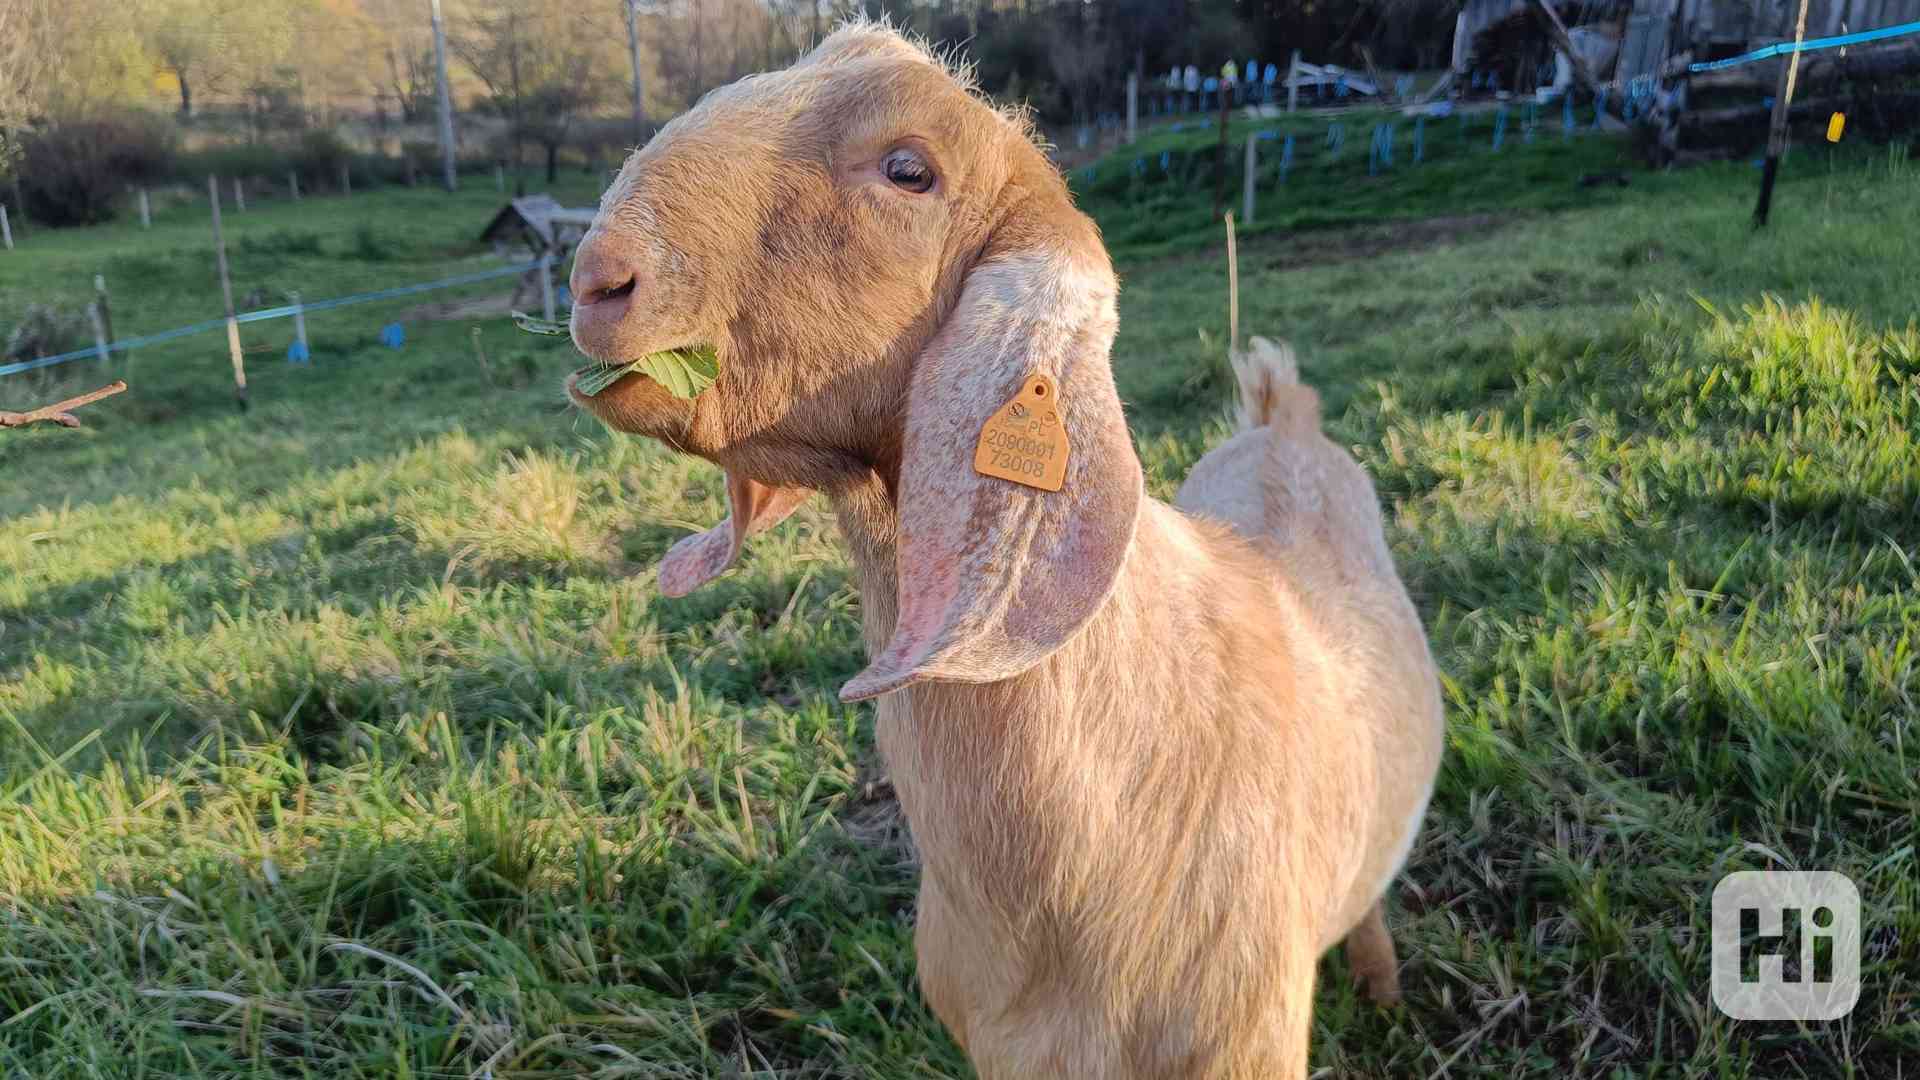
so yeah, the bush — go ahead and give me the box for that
[17,114,177,227]
[350,224,394,262]
[290,129,354,190]
[4,305,84,362]
[174,143,287,186]
[573,118,645,172]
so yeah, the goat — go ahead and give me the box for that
[563,22,1444,1078]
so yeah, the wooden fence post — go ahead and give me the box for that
[1242,133,1257,224]
[539,251,556,321]
[93,274,114,346]
[1287,50,1301,113]
[234,176,246,213]
[88,302,110,366]
[341,163,353,197]
[1755,0,1813,228]
[1212,85,1231,220]
[1126,72,1139,144]
[291,290,309,362]
[209,175,247,409]
[139,188,152,228]
[0,204,11,251]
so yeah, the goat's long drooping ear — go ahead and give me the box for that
[658,473,811,597]
[840,208,1143,702]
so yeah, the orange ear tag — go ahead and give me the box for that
[974,374,1070,492]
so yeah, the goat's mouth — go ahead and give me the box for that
[564,347,719,436]
[565,362,657,408]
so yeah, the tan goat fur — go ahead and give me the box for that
[563,22,1445,1077]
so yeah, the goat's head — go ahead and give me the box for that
[568,22,1142,700]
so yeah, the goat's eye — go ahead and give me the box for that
[883,149,934,193]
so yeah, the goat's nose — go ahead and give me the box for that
[569,240,639,307]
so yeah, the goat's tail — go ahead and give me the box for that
[1233,336,1320,437]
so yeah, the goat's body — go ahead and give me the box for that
[563,22,1441,1070]
[831,344,1443,1079]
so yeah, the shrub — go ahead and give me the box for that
[174,143,287,186]
[573,118,645,173]
[4,304,83,362]
[349,224,393,262]
[17,114,177,226]
[290,129,354,190]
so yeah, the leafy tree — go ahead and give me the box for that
[141,0,298,118]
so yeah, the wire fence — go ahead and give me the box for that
[1688,18,1920,73]
[0,260,542,379]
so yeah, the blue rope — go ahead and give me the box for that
[1689,18,1920,72]
[1,261,538,378]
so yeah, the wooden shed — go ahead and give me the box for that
[478,195,594,258]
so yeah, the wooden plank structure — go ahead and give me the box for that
[479,195,597,313]
[1456,0,1920,89]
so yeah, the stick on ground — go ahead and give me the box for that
[1,381,129,429]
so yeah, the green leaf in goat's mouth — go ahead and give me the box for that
[512,312,570,336]
[576,346,721,400]
[510,311,720,401]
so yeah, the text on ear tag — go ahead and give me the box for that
[974,374,1070,492]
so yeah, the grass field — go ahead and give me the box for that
[4,119,1919,1077]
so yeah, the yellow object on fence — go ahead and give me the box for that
[1827,112,1846,142]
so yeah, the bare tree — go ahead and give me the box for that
[453,0,619,189]
[1049,25,1111,128]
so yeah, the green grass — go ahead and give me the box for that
[1071,103,1664,261]
[4,129,1919,1077]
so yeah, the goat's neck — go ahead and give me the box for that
[826,472,1235,918]
[825,469,904,660]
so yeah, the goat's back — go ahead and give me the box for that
[1174,342,1444,949]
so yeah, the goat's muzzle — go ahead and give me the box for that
[568,233,647,363]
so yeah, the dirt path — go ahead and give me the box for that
[399,292,521,323]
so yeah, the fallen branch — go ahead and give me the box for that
[1528,0,1604,97]
[0,380,129,429]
